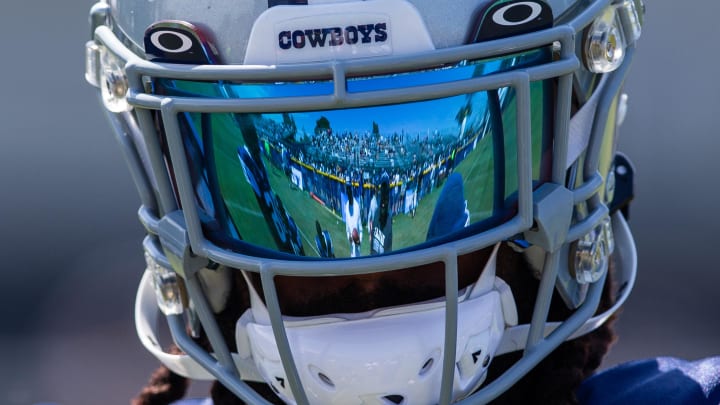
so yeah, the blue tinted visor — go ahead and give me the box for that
[153,47,553,259]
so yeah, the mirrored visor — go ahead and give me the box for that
[153,48,554,259]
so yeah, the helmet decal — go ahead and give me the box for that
[471,0,553,42]
[278,23,388,50]
[244,0,434,64]
[144,21,221,64]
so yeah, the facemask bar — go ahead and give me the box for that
[87,0,640,403]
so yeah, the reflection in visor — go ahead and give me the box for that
[154,48,553,259]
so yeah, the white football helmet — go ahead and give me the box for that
[85,0,643,403]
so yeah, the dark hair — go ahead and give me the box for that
[132,245,617,404]
[131,345,188,405]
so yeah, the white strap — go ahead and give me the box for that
[566,75,610,168]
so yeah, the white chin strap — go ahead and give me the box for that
[237,244,514,405]
[135,214,636,404]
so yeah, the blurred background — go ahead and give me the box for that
[1,1,718,404]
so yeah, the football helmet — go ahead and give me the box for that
[85,0,643,403]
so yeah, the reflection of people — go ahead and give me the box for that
[314,220,335,258]
[413,170,424,217]
[237,146,304,255]
[368,186,378,225]
[369,172,393,255]
[343,181,362,257]
[84,3,720,405]
[426,173,470,241]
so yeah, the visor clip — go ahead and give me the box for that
[523,183,574,253]
[157,210,209,279]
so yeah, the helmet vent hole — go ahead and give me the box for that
[419,357,435,376]
[419,349,441,377]
[309,365,335,390]
[318,372,334,388]
[383,394,405,404]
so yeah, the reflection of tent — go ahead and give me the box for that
[404,188,417,215]
[290,166,303,190]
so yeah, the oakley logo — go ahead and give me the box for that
[278,23,388,50]
[149,30,194,53]
[492,1,544,26]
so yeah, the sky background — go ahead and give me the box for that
[0,1,718,404]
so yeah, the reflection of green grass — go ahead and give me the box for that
[456,134,495,222]
[212,114,278,250]
[203,80,547,258]
[391,140,494,250]
[208,108,501,258]
[265,165,347,257]
[265,130,501,257]
[500,81,547,197]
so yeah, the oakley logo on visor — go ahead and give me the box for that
[144,21,221,64]
[492,2,544,26]
[150,30,194,53]
[472,0,552,42]
[278,23,388,50]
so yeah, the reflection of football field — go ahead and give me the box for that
[213,82,542,258]
[267,131,498,259]
[264,163,348,257]
[215,122,510,258]
[210,112,355,257]
[213,115,279,250]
